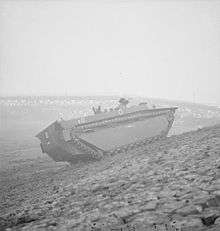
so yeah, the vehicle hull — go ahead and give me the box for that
[37,106,177,163]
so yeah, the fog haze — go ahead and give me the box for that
[0,0,220,104]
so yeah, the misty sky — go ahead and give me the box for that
[0,0,220,104]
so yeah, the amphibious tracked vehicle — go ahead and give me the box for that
[36,98,177,163]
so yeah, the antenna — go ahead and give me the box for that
[193,90,196,104]
[192,78,196,104]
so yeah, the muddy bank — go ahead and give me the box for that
[1,125,220,230]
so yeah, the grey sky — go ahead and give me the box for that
[0,0,220,104]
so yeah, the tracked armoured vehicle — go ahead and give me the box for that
[36,99,177,163]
